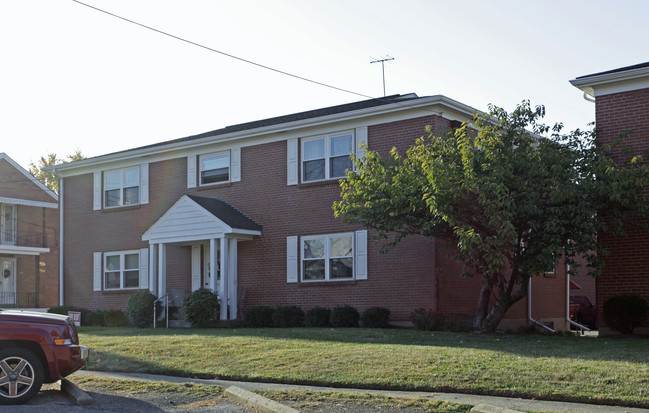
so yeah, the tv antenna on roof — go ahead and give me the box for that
[370,55,394,97]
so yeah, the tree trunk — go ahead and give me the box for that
[473,273,529,333]
[473,284,491,330]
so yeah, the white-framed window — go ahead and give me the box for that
[1,204,17,246]
[302,233,354,281]
[302,131,354,182]
[104,167,140,208]
[103,250,141,290]
[200,152,230,186]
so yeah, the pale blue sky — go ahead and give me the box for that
[1,0,647,168]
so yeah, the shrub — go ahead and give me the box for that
[272,305,305,327]
[603,294,649,334]
[183,288,220,328]
[330,305,359,327]
[126,290,158,328]
[410,309,472,332]
[86,310,106,327]
[104,309,128,327]
[305,307,331,327]
[244,306,274,328]
[361,307,391,328]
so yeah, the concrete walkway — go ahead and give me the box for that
[70,370,649,413]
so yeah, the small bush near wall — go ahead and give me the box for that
[183,288,220,328]
[361,307,391,328]
[272,306,305,327]
[305,307,331,327]
[86,310,106,326]
[330,305,360,327]
[244,306,274,328]
[104,309,128,327]
[603,294,649,335]
[126,290,159,328]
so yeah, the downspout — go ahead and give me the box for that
[565,263,591,332]
[58,175,64,306]
[527,277,556,333]
[582,92,596,103]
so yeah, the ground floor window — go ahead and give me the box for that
[104,250,140,290]
[302,233,354,281]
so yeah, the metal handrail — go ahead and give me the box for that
[153,295,169,328]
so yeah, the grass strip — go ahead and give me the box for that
[79,327,649,407]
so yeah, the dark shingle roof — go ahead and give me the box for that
[187,195,262,232]
[109,94,420,155]
[576,62,649,79]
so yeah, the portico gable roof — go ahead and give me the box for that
[142,195,262,244]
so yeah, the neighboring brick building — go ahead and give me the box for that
[48,94,569,329]
[571,62,649,335]
[0,153,59,308]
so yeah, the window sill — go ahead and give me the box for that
[298,179,345,189]
[101,204,142,213]
[298,280,357,287]
[197,182,233,191]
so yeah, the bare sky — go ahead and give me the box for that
[1,0,647,168]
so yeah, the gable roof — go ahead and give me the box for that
[0,152,58,204]
[142,195,261,244]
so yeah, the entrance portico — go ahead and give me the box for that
[142,195,262,320]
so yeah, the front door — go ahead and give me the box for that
[203,245,220,291]
[0,258,16,305]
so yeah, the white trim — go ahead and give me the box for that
[0,196,58,209]
[191,245,201,291]
[231,148,241,182]
[355,126,368,161]
[149,244,157,295]
[354,230,368,280]
[571,65,649,97]
[287,138,298,186]
[59,179,64,305]
[0,153,58,201]
[0,245,49,256]
[286,236,298,283]
[93,172,101,211]
[139,248,149,289]
[219,237,228,320]
[93,252,102,292]
[140,163,149,205]
[187,155,197,188]
[158,244,166,298]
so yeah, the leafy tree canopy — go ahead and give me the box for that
[29,149,84,194]
[334,102,649,333]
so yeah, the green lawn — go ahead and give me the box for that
[79,327,649,408]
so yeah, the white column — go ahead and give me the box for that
[149,244,158,296]
[157,243,166,298]
[219,236,229,321]
[209,238,218,292]
[228,238,238,320]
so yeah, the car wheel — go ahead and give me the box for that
[0,348,44,405]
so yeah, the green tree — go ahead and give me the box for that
[29,149,84,194]
[334,102,649,333]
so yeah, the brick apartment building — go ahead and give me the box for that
[47,94,570,329]
[572,62,649,335]
[0,153,59,308]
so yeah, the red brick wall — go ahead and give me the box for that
[595,88,649,332]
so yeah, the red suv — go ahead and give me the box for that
[0,309,88,404]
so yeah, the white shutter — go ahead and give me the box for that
[287,138,298,186]
[93,172,101,210]
[191,245,201,291]
[187,155,197,188]
[355,230,368,280]
[286,236,298,283]
[231,148,241,182]
[93,252,102,291]
[355,126,368,161]
[140,163,149,205]
[139,248,149,289]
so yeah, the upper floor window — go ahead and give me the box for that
[104,250,140,290]
[200,152,230,186]
[0,204,16,246]
[302,233,354,281]
[104,167,140,208]
[302,132,354,182]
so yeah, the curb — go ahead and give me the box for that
[224,385,300,413]
[470,404,522,413]
[61,378,93,405]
